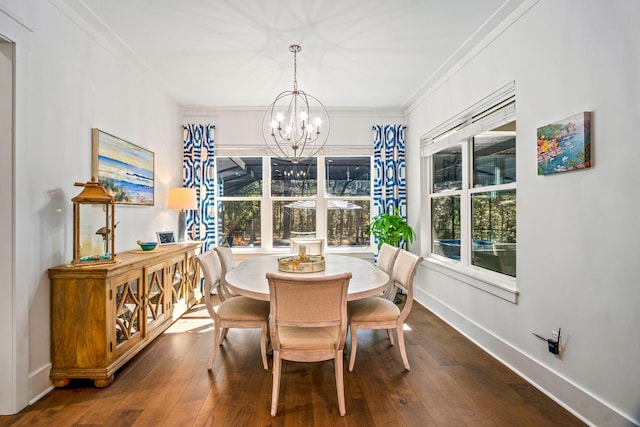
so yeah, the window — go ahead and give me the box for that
[217,157,262,247]
[325,157,371,247]
[216,155,372,251]
[422,83,516,283]
[271,158,317,247]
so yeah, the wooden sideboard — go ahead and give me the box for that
[49,242,201,388]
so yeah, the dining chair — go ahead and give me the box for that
[290,238,324,255]
[347,250,423,372]
[195,251,270,371]
[376,243,401,301]
[266,271,352,417]
[214,246,238,301]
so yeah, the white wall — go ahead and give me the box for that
[0,0,182,412]
[0,34,15,414]
[182,107,405,154]
[406,1,640,425]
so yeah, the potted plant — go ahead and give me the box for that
[369,210,415,249]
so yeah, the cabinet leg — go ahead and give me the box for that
[52,378,71,388]
[93,375,114,388]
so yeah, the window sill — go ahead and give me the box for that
[231,247,375,263]
[425,256,519,303]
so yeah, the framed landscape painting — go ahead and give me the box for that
[92,128,155,205]
[537,112,592,175]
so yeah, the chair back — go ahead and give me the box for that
[376,243,400,274]
[290,238,325,256]
[377,243,401,301]
[392,250,424,316]
[214,246,236,300]
[266,272,352,348]
[194,251,222,321]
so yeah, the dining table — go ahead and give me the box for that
[225,254,389,302]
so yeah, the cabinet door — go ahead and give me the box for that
[144,260,171,335]
[111,269,144,359]
[184,249,202,305]
[168,254,186,312]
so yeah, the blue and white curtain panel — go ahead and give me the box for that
[373,124,407,245]
[182,124,216,251]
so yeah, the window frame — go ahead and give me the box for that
[420,82,519,303]
[216,154,375,253]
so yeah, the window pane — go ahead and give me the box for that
[327,200,370,247]
[217,157,262,196]
[325,157,371,196]
[473,122,516,187]
[471,189,516,276]
[433,146,462,192]
[431,196,461,260]
[271,158,317,197]
[272,200,316,247]
[218,200,261,247]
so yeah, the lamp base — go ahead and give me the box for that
[177,210,187,242]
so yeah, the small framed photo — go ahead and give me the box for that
[156,231,176,245]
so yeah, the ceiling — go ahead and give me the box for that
[58,0,523,109]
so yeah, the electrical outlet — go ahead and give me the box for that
[548,327,561,355]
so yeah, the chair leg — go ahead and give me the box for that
[271,352,282,417]
[397,325,410,371]
[221,327,229,342]
[260,325,268,370]
[335,350,346,416]
[387,328,395,346]
[348,325,358,372]
[208,322,222,370]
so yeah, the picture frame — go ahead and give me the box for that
[537,112,592,175]
[92,128,155,205]
[156,231,176,245]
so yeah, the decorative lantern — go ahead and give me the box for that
[71,178,117,265]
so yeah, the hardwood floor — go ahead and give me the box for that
[0,300,585,426]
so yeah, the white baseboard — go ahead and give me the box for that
[413,288,637,427]
[29,363,53,405]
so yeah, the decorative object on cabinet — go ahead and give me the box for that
[71,179,117,266]
[49,242,201,388]
[136,240,158,251]
[157,231,176,245]
[91,128,155,205]
[167,187,197,242]
[537,111,592,175]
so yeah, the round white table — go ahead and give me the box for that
[226,254,389,301]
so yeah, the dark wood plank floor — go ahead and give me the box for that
[0,300,585,426]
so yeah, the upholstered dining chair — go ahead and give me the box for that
[290,238,325,255]
[214,246,238,301]
[195,251,270,371]
[347,250,423,372]
[376,243,401,301]
[266,271,352,417]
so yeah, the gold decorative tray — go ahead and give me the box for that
[277,255,325,273]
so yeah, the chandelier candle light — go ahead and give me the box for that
[263,44,329,164]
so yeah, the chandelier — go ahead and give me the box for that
[263,45,329,164]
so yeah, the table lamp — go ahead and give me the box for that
[168,187,197,242]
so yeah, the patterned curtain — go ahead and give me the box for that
[182,124,216,251]
[373,124,407,247]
